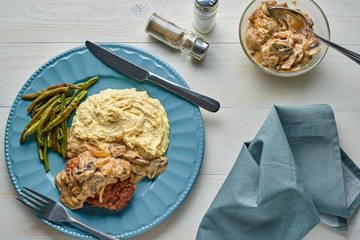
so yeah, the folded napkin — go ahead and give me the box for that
[197,105,360,240]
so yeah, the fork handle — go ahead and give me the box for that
[69,218,119,240]
[313,32,360,64]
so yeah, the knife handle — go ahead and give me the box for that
[147,73,220,112]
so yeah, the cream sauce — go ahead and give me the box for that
[55,151,131,210]
[55,131,168,210]
[245,1,321,71]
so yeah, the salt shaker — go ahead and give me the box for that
[145,13,210,60]
[193,0,219,33]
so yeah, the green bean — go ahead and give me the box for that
[36,88,72,114]
[56,127,64,156]
[57,127,63,140]
[36,100,59,146]
[36,98,59,114]
[55,126,62,154]
[50,77,97,112]
[65,88,75,97]
[60,94,67,159]
[21,77,100,172]
[43,137,50,172]
[47,111,55,148]
[37,141,44,161]
[60,93,66,112]
[56,130,63,154]
[27,87,69,113]
[47,131,52,148]
[61,132,67,159]
[20,120,40,144]
[20,95,61,144]
[21,83,80,100]
[52,124,57,151]
[44,90,87,132]
[47,109,54,150]
[78,76,99,92]
[54,96,73,112]
[54,76,97,110]
[35,94,61,117]
[31,100,44,117]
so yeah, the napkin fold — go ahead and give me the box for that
[197,105,360,240]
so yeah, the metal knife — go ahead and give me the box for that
[85,40,220,112]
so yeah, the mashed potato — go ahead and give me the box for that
[71,88,169,159]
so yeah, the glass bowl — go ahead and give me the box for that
[239,0,330,77]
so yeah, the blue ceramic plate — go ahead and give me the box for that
[4,44,204,239]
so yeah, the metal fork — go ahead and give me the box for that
[17,187,119,240]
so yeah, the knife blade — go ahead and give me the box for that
[85,40,220,112]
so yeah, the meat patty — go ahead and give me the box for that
[65,157,136,211]
[86,174,135,211]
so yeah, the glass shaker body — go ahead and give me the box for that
[193,0,218,33]
[146,13,209,60]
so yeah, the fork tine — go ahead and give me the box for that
[20,193,48,212]
[23,187,55,203]
[21,190,48,207]
[17,198,45,217]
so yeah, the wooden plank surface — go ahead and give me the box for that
[1,0,360,239]
[0,0,359,44]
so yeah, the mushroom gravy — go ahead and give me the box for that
[245,1,321,71]
[55,131,167,210]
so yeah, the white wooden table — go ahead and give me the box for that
[1,0,360,239]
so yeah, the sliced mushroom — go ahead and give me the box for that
[307,39,321,55]
[147,156,167,180]
[128,157,151,165]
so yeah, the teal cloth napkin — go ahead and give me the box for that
[197,105,360,240]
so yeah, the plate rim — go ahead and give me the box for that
[4,43,205,239]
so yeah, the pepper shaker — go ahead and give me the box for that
[193,0,219,33]
[145,13,210,60]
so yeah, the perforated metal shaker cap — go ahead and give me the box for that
[190,37,210,60]
[195,0,219,12]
